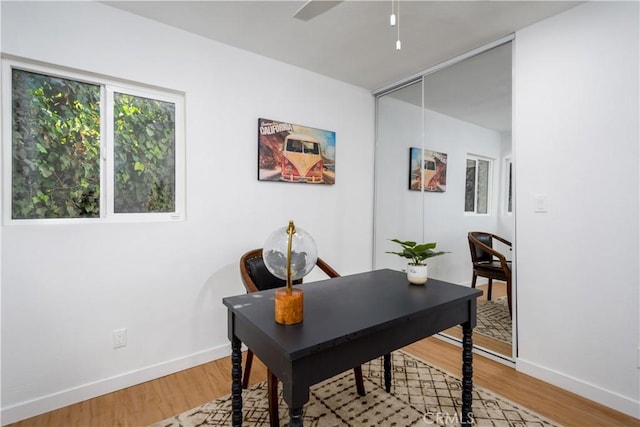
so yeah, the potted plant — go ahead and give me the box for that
[387,239,448,285]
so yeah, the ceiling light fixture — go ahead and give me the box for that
[390,0,396,26]
[394,0,401,51]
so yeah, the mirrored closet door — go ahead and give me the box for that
[373,40,514,361]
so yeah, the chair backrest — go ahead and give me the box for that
[240,249,286,293]
[240,248,338,294]
[468,232,493,263]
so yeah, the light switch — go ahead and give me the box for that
[534,195,548,213]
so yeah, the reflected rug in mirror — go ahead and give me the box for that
[474,296,512,345]
[151,351,560,427]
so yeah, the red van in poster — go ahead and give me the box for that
[280,133,324,183]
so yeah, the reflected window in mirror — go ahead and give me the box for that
[465,155,493,215]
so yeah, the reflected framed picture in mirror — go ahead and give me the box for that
[409,147,447,192]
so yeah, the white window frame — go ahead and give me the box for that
[464,154,493,216]
[2,58,186,224]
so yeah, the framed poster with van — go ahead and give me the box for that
[409,147,447,192]
[258,118,335,185]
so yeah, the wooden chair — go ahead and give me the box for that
[239,248,366,427]
[467,232,512,316]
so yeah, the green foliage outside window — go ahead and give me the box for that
[114,93,175,213]
[464,159,476,213]
[12,69,101,219]
[11,69,177,219]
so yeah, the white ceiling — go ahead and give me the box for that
[104,0,581,131]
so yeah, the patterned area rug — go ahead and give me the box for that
[152,351,560,427]
[474,296,512,345]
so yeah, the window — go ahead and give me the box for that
[3,60,185,222]
[465,155,492,214]
[112,91,176,214]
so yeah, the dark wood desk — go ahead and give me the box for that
[223,268,482,426]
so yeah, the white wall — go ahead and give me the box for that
[374,95,503,285]
[514,1,639,418]
[0,2,374,423]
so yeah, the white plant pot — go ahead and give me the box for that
[407,263,428,285]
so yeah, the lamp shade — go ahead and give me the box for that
[263,222,318,282]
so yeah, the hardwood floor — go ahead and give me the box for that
[9,335,637,427]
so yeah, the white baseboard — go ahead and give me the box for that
[1,344,231,426]
[516,357,640,419]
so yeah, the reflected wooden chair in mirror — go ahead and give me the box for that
[467,232,513,316]
[239,248,366,427]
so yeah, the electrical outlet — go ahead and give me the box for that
[113,328,127,349]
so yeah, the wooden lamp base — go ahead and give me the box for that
[275,288,303,325]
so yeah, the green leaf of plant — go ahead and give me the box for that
[414,242,437,252]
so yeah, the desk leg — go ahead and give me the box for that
[231,335,243,427]
[383,353,392,393]
[461,322,473,427]
[289,406,303,427]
